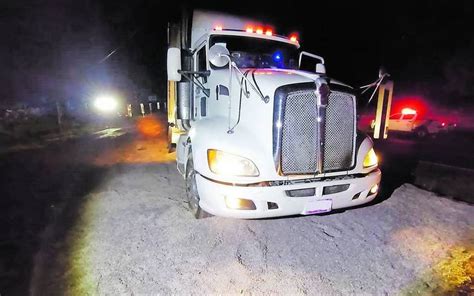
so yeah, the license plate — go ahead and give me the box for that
[303,199,332,215]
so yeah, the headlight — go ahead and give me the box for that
[207,149,259,176]
[94,95,118,113]
[363,148,378,168]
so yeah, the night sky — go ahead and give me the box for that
[1,0,473,107]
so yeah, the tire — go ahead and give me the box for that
[185,155,212,219]
[167,124,176,153]
[416,127,428,138]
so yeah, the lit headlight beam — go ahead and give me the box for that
[363,148,378,168]
[93,96,118,113]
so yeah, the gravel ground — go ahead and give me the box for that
[30,125,473,295]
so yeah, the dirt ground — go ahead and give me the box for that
[26,117,473,295]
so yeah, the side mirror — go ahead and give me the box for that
[167,47,181,81]
[315,63,326,74]
[208,44,230,68]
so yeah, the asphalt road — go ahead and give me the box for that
[0,116,472,295]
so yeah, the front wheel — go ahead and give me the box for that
[416,127,428,138]
[185,155,212,219]
[167,124,176,153]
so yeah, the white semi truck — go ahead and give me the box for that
[167,10,381,219]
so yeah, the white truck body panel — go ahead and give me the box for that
[192,10,261,47]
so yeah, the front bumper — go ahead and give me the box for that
[196,169,381,219]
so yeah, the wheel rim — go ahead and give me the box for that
[186,166,200,212]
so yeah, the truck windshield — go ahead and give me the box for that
[209,35,299,69]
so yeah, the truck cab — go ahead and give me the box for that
[167,10,381,219]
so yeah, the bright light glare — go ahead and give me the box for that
[273,51,282,62]
[207,149,259,176]
[363,148,378,168]
[225,196,244,209]
[246,26,253,33]
[224,196,256,210]
[401,107,417,115]
[290,35,298,42]
[94,96,118,113]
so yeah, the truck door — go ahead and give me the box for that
[388,113,402,131]
[193,44,208,120]
[400,113,416,131]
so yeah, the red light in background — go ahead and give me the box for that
[392,96,428,118]
[265,29,273,36]
[401,108,417,115]
[246,26,253,33]
[290,34,298,42]
[256,28,263,34]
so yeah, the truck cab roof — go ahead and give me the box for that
[191,10,299,49]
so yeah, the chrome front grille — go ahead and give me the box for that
[323,91,356,171]
[281,90,319,174]
[275,85,356,175]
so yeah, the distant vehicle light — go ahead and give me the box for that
[441,122,446,126]
[256,28,263,34]
[94,95,118,113]
[401,107,417,115]
[265,29,273,36]
[246,26,253,33]
[214,25,223,31]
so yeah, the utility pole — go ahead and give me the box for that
[56,100,63,133]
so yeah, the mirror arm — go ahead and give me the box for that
[298,51,325,68]
[226,60,269,103]
[178,71,210,97]
[359,73,390,105]
[232,63,270,103]
[178,70,210,77]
